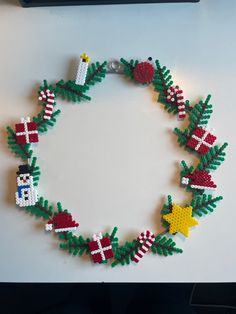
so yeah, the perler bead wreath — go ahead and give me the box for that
[6,54,228,267]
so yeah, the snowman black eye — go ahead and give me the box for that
[26,176,29,179]
[20,177,23,181]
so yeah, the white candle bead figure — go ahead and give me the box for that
[75,53,90,86]
[15,165,38,207]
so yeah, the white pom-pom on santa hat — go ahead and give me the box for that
[181,177,189,185]
[45,223,53,231]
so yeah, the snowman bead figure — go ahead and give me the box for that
[15,165,38,207]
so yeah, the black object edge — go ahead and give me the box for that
[19,0,200,8]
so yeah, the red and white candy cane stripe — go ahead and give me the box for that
[38,89,55,120]
[132,230,155,263]
[166,85,186,119]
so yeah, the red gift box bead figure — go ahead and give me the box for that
[89,233,114,264]
[187,126,216,155]
[15,117,39,144]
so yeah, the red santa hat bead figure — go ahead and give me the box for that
[182,169,217,191]
[133,57,155,85]
[15,165,38,207]
[45,212,79,233]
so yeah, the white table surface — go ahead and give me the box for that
[0,0,236,282]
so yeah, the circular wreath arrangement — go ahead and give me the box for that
[6,55,228,267]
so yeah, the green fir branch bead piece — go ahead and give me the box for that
[32,109,61,134]
[59,227,119,259]
[85,61,107,86]
[30,156,41,187]
[188,95,213,134]
[38,79,57,95]
[153,60,179,114]
[26,196,54,220]
[197,143,228,172]
[108,227,119,253]
[180,160,195,177]
[6,126,33,160]
[111,240,141,267]
[174,96,214,148]
[191,194,223,217]
[120,58,139,80]
[59,233,90,257]
[56,80,91,103]
[174,128,189,147]
[55,61,107,103]
[161,195,173,228]
[56,202,69,214]
[152,235,183,256]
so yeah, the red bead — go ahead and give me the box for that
[133,62,155,84]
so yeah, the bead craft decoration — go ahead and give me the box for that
[45,212,79,233]
[15,117,39,144]
[5,55,228,267]
[132,230,155,263]
[163,203,198,238]
[166,85,186,119]
[89,233,114,264]
[15,165,38,207]
[182,169,217,191]
[186,126,216,155]
[75,53,90,86]
[133,59,155,84]
[38,88,56,120]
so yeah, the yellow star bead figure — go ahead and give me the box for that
[163,203,198,237]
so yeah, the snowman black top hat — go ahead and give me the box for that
[17,165,31,175]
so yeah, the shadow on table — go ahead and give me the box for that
[0,283,235,314]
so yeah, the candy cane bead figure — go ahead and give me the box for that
[167,85,186,119]
[38,89,55,120]
[133,230,155,263]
